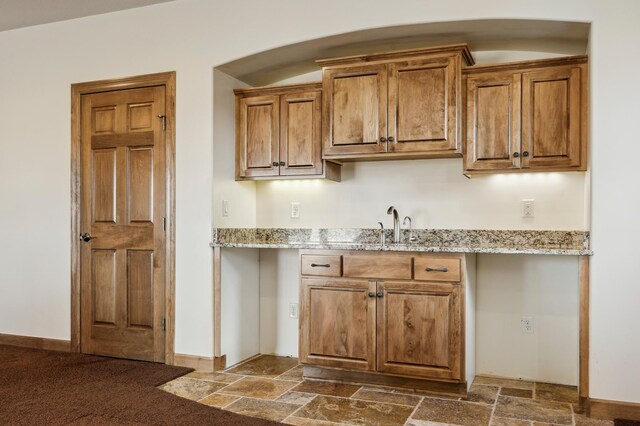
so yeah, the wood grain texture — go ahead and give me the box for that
[0,333,71,352]
[299,277,376,371]
[237,95,279,178]
[589,398,640,421]
[322,64,387,156]
[579,256,589,402]
[213,246,222,362]
[414,257,461,282]
[174,353,215,372]
[377,281,462,381]
[343,253,412,280]
[280,90,322,176]
[464,71,521,172]
[300,254,342,277]
[72,73,175,364]
[316,44,474,67]
[71,72,176,363]
[388,56,459,154]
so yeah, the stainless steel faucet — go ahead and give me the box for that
[387,206,400,244]
[403,216,417,243]
[378,222,386,246]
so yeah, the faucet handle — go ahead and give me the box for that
[403,216,417,243]
[403,216,411,227]
[378,222,386,245]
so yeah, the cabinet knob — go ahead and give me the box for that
[513,152,520,158]
[272,162,279,167]
[368,292,375,298]
[388,136,395,142]
[376,292,384,298]
[279,161,286,166]
[522,151,529,157]
[380,137,387,143]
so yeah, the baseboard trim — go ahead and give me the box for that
[590,398,640,420]
[0,333,71,352]
[174,353,214,372]
[214,355,227,371]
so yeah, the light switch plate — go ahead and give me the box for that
[289,303,298,319]
[291,202,300,219]
[522,199,535,218]
[222,200,229,217]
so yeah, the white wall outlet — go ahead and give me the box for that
[522,199,535,218]
[521,316,534,334]
[289,303,298,319]
[290,202,300,219]
[222,199,229,217]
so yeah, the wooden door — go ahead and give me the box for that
[280,90,322,176]
[80,86,166,362]
[377,281,462,381]
[521,65,584,169]
[465,72,521,171]
[299,278,376,371]
[322,64,387,156]
[388,56,459,154]
[237,95,279,178]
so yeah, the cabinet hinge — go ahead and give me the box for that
[161,318,166,331]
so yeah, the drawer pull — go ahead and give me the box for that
[368,292,375,298]
[310,263,331,268]
[376,292,384,298]
[425,267,449,273]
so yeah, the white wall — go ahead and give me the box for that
[476,254,579,385]
[0,0,638,404]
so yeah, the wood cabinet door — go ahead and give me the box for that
[80,86,166,362]
[237,95,279,178]
[322,64,387,156]
[521,65,585,169]
[388,56,459,154]
[280,90,322,176]
[300,278,376,371]
[377,281,462,381]
[465,72,521,171]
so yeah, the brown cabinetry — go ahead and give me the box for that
[318,45,474,161]
[235,83,340,181]
[299,250,468,390]
[464,56,588,174]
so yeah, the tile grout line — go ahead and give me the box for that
[487,386,500,426]
[281,394,320,424]
[403,396,425,426]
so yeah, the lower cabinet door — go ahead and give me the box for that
[376,281,462,381]
[300,277,376,371]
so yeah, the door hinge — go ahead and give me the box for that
[157,115,166,131]
[163,217,167,231]
[161,318,166,331]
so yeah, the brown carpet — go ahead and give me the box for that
[0,344,278,425]
[616,420,640,426]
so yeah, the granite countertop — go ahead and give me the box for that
[211,228,592,256]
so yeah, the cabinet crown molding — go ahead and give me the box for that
[316,43,474,67]
[233,82,321,97]
[463,54,587,75]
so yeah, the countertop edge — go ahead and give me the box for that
[210,242,593,256]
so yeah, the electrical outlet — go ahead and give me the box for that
[522,199,535,218]
[521,317,534,334]
[222,200,229,217]
[289,303,298,319]
[291,202,300,219]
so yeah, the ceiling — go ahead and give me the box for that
[217,19,590,86]
[0,0,174,32]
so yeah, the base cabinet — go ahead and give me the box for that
[299,251,471,389]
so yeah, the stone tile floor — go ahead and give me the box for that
[159,355,612,426]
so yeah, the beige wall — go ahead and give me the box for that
[0,0,638,403]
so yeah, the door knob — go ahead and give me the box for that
[80,233,92,242]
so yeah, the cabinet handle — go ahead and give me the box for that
[388,136,395,142]
[513,152,520,158]
[279,161,286,166]
[368,292,375,298]
[310,263,330,268]
[425,267,449,273]
[380,137,387,143]
[272,162,279,167]
[376,292,384,298]
[522,151,529,157]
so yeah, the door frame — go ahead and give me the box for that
[70,72,176,364]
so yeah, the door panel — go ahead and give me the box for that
[237,95,279,178]
[377,281,462,381]
[300,278,376,371]
[322,65,387,156]
[80,86,166,362]
[280,90,322,176]
[522,65,583,169]
[388,57,459,153]
[465,72,521,171]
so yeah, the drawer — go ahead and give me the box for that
[414,257,461,282]
[343,254,412,280]
[301,254,342,277]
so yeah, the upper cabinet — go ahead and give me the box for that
[463,56,588,175]
[235,83,341,181]
[317,45,475,161]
